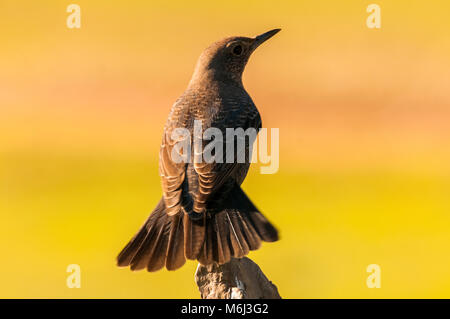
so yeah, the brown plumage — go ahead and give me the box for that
[117,29,281,272]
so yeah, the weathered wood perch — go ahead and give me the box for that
[195,257,281,299]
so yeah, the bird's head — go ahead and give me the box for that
[189,29,281,87]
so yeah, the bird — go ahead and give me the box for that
[117,29,281,272]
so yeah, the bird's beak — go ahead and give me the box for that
[252,28,281,49]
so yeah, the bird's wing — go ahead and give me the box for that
[159,102,189,216]
[193,105,261,213]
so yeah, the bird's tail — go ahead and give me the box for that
[116,199,186,271]
[197,185,279,265]
[116,186,278,272]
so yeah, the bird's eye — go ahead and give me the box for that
[232,45,243,56]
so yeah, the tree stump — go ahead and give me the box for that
[195,257,281,299]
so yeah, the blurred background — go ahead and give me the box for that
[1,0,450,298]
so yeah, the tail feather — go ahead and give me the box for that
[197,219,214,265]
[197,185,278,265]
[183,214,205,260]
[146,216,171,271]
[230,186,278,243]
[165,214,186,270]
[227,210,249,258]
[246,209,279,242]
[116,185,278,271]
[214,216,231,264]
[116,199,186,272]
[117,199,165,268]
[116,224,150,268]
[235,210,261,251]
[130,212,166,271]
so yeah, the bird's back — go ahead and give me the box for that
[161,82,260,213]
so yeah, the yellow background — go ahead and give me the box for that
[1,0,449,298]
